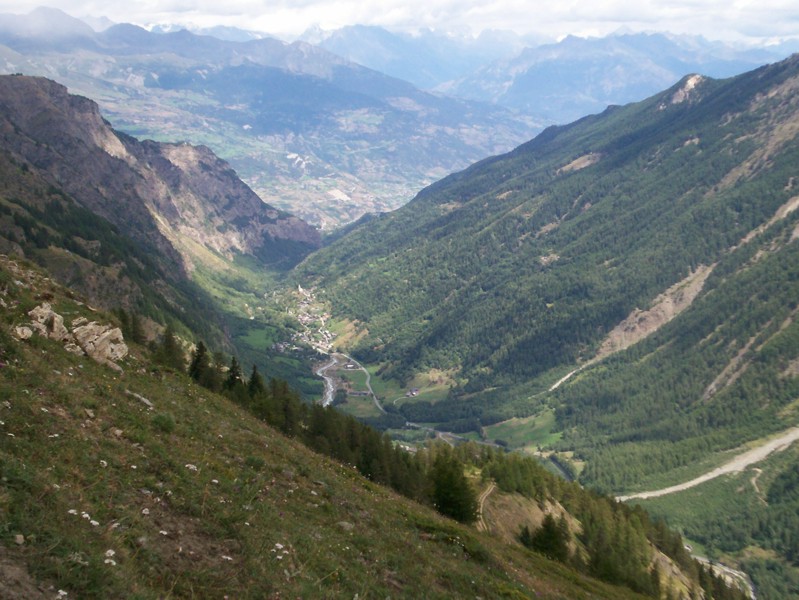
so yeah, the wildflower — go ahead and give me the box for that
[105,549,115,557]
[221,555,233,561]
[100,460,107,468]
[159,530,169,536]
[141,508,150,515]
[90,520,99,527]
[57,590,68,598]
[104,558,116,566]
[67,509,78,515]
[185,464,198,472]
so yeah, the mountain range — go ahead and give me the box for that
[440,32,788,123]
[4,8,796,229]
[0,7,539,229]
[304,24,538,90]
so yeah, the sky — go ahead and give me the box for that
[4,1,799,44]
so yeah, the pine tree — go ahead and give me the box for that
[130,312,146,344]
[224,356,243,391]
[154,325,184,372]
[248,364,266,398]
[429,451,478,523]
[188,341,210,383]
[523,514,570,563]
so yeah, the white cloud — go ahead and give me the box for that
[3,0,799,43]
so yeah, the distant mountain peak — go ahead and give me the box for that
[0,6,95,41]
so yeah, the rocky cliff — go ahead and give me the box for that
[0,75,320,272]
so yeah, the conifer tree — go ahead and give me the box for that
[248,364,266,398]
[154,324,184,372]
[429,451,477,523]
[188,341,210,383]
[130,312,146,344]
[224,356,243,391]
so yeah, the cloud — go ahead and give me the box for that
[2,0,799,42]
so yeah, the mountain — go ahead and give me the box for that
[0,8,539,229]
[0,253,748,600]
[0,75,319,272]
[0,73,322,396]
[307,25,536,90]
[0,6,96,49]
[441,32,783,124]
[0,70,722,600]
[299,52,799,596]
[298,53,799,463]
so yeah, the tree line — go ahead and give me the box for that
[151,330,478,524]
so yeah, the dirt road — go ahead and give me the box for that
[617,426,799,501]
[477,483,496,533]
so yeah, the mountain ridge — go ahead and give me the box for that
[0,74,320,274]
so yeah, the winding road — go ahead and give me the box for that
[315,352,384,413]
[617,426,799,501]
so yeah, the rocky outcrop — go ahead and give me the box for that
[13,303,128,371]
[27,303,70,342]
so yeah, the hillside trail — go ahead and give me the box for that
[617,426,799,501]
[476,483,496,533]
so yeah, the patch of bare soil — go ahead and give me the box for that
[557,153,601,174]
[0,547,52,600]
[702,331,761,401]
[597,264,714,359]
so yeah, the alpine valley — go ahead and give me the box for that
[299,55,799,597]
[0,72,750,600]
[0,6,798,600]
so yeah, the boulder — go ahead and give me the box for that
[72,322,128,369]
[28,303,69,341]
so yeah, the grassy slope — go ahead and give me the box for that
[0,257,644,600]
